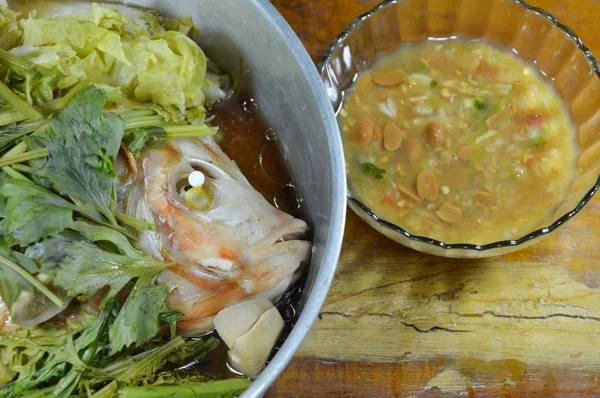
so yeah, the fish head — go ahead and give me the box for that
[121,137,311,334]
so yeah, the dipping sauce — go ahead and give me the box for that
[340,39,578,244]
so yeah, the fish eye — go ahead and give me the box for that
[183,185,214,210]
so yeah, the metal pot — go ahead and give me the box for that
[9,0,346,396]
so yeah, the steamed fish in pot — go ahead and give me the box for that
[0,1,312,391]
[119,136,312,334]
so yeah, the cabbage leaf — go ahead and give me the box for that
[13,3,213,123]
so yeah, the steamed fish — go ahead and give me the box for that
[120,137,311,333]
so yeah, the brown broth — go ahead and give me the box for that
[212,93,297,215]
[190,92,303,380]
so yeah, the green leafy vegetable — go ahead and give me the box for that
[362,162,386,180]
[473,99,486,110]
[163,16,197,36]
[0,304,223,398]
[0,47,60,107]
[122,126,167,156]
[0,178,74,246]
[24,231,82,273]
[0,80,43,121]
[0,110,26,126]
[0,7,22,51]
[27,85,125,226]
[54,239,170,301]
[430,79,438,87]
[0,119,48,151]
[0,245,68,330]
[121,123,217,156]
[0,147,48,169]
[70,220,148,257]
[0,4,242,397]
[109,278,181,354]
[118,379,251,398]
[17,4,217,123]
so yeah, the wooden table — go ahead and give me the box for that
[266,1,600,397]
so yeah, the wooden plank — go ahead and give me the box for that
[267,0,600,396]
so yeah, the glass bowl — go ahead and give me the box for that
[319,0,600,258]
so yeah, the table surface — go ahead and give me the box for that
[266,0,600,397]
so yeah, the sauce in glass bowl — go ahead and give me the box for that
[339,39,578,244]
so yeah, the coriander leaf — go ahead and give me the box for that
[361,162,386,180]
[474,99,486,110]
[531,124,553,148]
[0,179,74,245]
[55,240,170,302]
[109,278,180,354]
[532,135,545,147]
[123,126,167,156]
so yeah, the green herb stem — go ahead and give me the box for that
[75,209,139,242]
[0,80,43,120]
[164,124,217,137]
[116,337,185,382]
[44,80,91,114]
[120,109,157,119]
[0,110,27,126]
[105,91,144,107]
[0,47,35,72]
[0,253,64,308]
[125,116,165,130]
[2,140,27,158]
[115,212,156,231]
[101,208,119,229]
[10,164,32,173]
[117,379,252,398]
[100,347,160,378]
[20,386,55,398]
[0,119,49,149]
[91,381,118,398]
[0,148,48,168]
[2,165,29,180]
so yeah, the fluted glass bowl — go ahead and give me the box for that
[319,0,600,258]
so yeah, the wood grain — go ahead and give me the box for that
[267,0,600,396]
